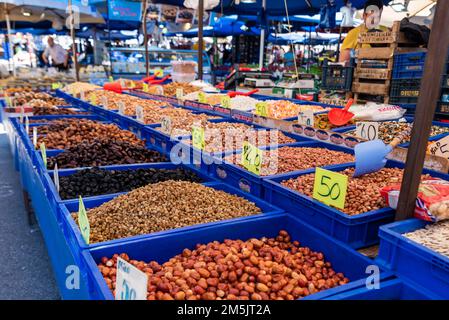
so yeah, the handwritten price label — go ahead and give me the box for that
[101,96,108,109]
[192,126,205,150]
[355,122,379,141]
[221,95,231,108]
[136,106,144,123]
[118,102,125,114]
[90,93,98,105]
[176,88,184,99]
[313,167,348,210]
[298,110,315,127]
[154,68,164,77]
[160,117,172,134]
[78,196,90,244]
[198,92,207,104]
[80,91,85,101]
[241,141,263,175]
[142,83,149,93]
[428,135,449,159]
[51,82,61,90]
[255,102,268,117]
[115,257,148,300]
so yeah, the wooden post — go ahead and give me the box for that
[197,0,204,80]
[395,0,449,221]
[142,0,149,77]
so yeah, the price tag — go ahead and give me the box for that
[19,105,24,123]
[54,163,60,193]
[136,106,144,123]
[355,122,379,141]
[90,92,98,105]
[255,102,268,117]
[33,127,37,147]
[428,135,449,159]
[108,76,114,82]
[80,91,85,101]
[51,82,61,90]
[176,88,184,99]
[221,95,231,108]
[313,167,348,210]
[241,141,263,175]
[192,126,205,150]
[198,92,207,104]
[129,81,136,89]
[154,68,164,77]
[78,196,90,244]
[101,96,108,109]
[142,83,149,93]
[160,116,172,134]
[118,101,125,114]
[25,116,29,135]
[120,79,126,88]
[298,110,315,127]
[40,142,47,168]
[115,257,148,300]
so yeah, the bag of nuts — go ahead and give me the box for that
[381,178,449,222]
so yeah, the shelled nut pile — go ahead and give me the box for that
[403,221,449,258]
[154,113,219,136]
[281,167,432,215]
[162,82,201,97]
[185,122,297,153]
[47,140,167,169]
[98,230,349,300]
[36,119,143,149]
[73,181,262,243]
[142,107,192,124]
[12,91,67,106]
[59,167,203,199]
[229,96,259,112]
[261,100,328,119]
[224,147,354,176]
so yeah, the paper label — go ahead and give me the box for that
[54,163,60,193]
[313,167,348,210]
[40,142,47,168]
[115,257,148,300]
[355,122,379,141]
[298,110,315,127]
[136,106,144,123]
[192,126,205,150]
[78,196,90,244]
[221,96,231,108]
[255,102,268,117]
[241,141,263,175]
[160,116,172,134]
[118,101,125,114]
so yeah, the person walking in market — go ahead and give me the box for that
[339,0,388,64]
[42,36,69,71]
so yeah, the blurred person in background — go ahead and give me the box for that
[42,36,68,70]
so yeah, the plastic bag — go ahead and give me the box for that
[349,102,406,121]
[380,178,449,222]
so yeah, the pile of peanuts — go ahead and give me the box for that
[404,221,449,258]
[184,122,297,153]
[12,91,67,106]
[73,181,261,243]
[281,167,432,215]
[98,230,349,300]
[224,147,354,176]
[162,82,201,97]
[37,119,143,149]
[259,100,328,119]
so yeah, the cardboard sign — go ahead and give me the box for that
[115,257,148,300]
[313,167,348,209]
[78,196,90,244]
[428,136,449,159]
[241,141,263,175]
[355,122,379,141]
[142,83,149,93]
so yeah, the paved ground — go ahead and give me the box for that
[0,124,60,299]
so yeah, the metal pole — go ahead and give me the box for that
[258,0,266,70]
[395,0,449,220]
[142,0,149,77]
[5,5,16,77]
[68,0,80,81]
[198,0,204,80]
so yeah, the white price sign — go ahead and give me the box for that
[160,116,172,134]
[115,257,148,300]
[54,163,60,193]
[355,122,379,141]
[118,102,125,115]
[298,110,315,127]
[32,127,37,147]
[101,96,108,109]
[136,106,144,123]
[80,91,85,101]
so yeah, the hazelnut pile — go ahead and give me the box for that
[98,231,349,300]
[162,82,201,97]
[36,119,143,149]
[224,147,354,176]
[281,167,432,215]
[73,180,261,243]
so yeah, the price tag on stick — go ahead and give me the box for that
[80,90,85,101]
[78,196,90,244]
[198,92,207,104]
[160,116,172,134]
[313,167,348,209]
[136,106,144,123]
[255,102,268,117]
[115,257,148,300]
[355,122,379,141]
[90,93,98,105]
[25,116,29,135]
[298,110,315,127]
[40,142,47,168]
[221,95,231,108]
[54,163,60,193]
[142,83,149,93]
[33,127,37,147]
[241,141,263,175]
[101,96,108,109]
[192,126,205,150]
[176,88,184,99]
[118,101,125,115]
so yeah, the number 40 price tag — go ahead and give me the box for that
[241,141,263,175]
[313,167,348,209]
[115,257,148,300]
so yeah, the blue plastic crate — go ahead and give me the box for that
[376,218,449,299]
[263,161,449,249]
[59,182,283,263]
[78,213,384,300]
[321,60,354,91]
[392,52,426,79]
[210,141,354,198]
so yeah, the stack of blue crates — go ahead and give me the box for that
[390,51,426,112]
